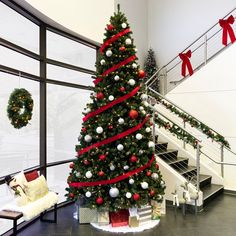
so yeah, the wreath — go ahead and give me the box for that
[7,88,34,129]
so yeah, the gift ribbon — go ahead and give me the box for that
[93,55,137,85]
[179,50,193,77]
[69,155,154,187]
[100,28,131,53]
[79,116,149,155]
[83,86,140,122]
[219,15,236,46]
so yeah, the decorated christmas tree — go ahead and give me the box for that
[66,6,165,212]
[144,48,159,92]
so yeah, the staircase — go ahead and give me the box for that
[155,141,224,207]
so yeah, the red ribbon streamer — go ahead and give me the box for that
[100,28,131,53]
[69,155,155,187]
[219,15,236,46]
[83,86,140,122]
[93,55,137,85]
[179,50,193,77]
[79,116,149,155]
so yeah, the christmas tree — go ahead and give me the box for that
[66,6,165,212]
[144,48,159,92]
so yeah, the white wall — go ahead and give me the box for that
[167,43,236,190]
[148,0,236,66]
[114,0,148,66]
[25,0,115,43]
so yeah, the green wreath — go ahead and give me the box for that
[7,88,34,129]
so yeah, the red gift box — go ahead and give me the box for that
[110,209,129,227]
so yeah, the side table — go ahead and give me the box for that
[0,210,23,235]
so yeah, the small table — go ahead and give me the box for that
[0,210,23,235]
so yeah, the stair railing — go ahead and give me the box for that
[146,7,236,94]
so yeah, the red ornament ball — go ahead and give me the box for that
[96,197,104,205]
[98,171,105,177]
[99,154,106,161]
[129,110,138,119]
[82,127,87,133]
[133,193,140,201]
[97,92,104,100]
[69,193,74,199]
[69,163,74,169]
[83,159,90,165]
[149,190,155,197]
[107,24,114,31]
[155,163,159,169]
[108,125,113,130]
[138,70,145,78]
[146,170,152,177]
[119,87,125,92]
[119,46,126,52]
[130,155,138,163]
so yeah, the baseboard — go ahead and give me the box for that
[224,189,236,196]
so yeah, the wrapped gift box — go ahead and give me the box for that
[78,207,97,224]
[137,205,152,225]
[97,210,110,226]
[151,200,161,220]
[110,209,129,227]
[129,216,139,227]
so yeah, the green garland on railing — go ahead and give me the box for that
[154,115,199,148]
[149,92,230,148]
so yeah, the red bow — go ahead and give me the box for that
[219,15,236,46]
[179,50,193,77]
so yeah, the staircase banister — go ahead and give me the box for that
[148,87,228,146]
[149,103,201,145]
[145,66,164,85]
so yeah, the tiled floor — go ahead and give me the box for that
[17,194,236,236]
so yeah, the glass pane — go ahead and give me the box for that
[0,2,39,53]
[47,30,96,70]
[47,163,72,203]
[47,84,90,163]
[0,46,39,75]
[47,64,93,86]
[0,72,39,176]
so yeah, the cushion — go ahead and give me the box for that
[24,170,39,182]
[13,171,28,190]
[24,175,49,202]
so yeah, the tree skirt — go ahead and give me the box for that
[91,220,160,233]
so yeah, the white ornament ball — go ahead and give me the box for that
[117,144,124,151]
[125,38,132,45]
[114,75,120,81]
[146,127,151,133]
[139,150,144,154]
[129,179,135,184]
[151,173,159,180]
[85,191,91,198]
[109,187,119,198]
[84,134,92,142]
[148,141,155,148]
[141,94,148,101]
[96,127,103,134]
[134,48,138,52]
[75,172,81,178]
[139,106,144,111]
[110,165,115,171]
[108,95,114,101]
[100,59,105,65]
[128,79,135,86]
[85,171,92,179]
[122,23,127,28]
[84,108,91,114]
[141,182,149,189]
[132,63,137,69]
[118,118,124,124]
[157,194,163,200]
[106,50,112,57]
[123,165,129,170]
[126,192,132,198]
[161,180,165,186]
[136,133,143,140]
[142,110,146,115]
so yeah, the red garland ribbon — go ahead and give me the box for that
[93,55,137,85]
[69,155,155,187]
[83,86,141,122]
[79,116,149,155]
[100,28,131,53]
[219,15,236,46]
[179,50,193,77]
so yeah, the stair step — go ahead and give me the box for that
[157,149,178,161]
[202,184,224,206]
[190,174,212,188]
[168,157,189,170]
[155,142,168,152]
[178,166,197,180]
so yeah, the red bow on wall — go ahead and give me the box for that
[179,50,193,77]
[219,15,236,46]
